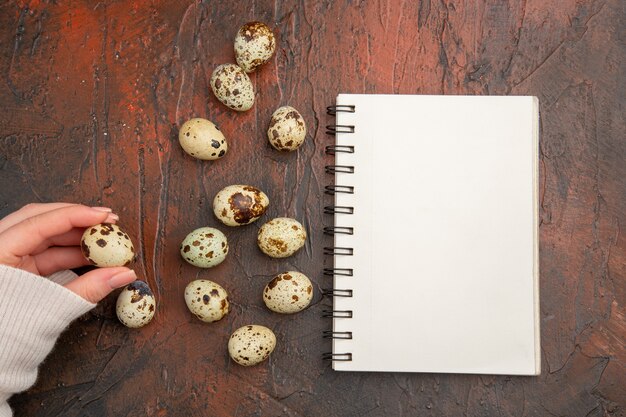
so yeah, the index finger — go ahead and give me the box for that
[0,205,114,257]
[0,202,77,234]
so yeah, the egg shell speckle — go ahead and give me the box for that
[228,325,276,366]
[180,227,228,268]
[81,223,135,267]
[263,271,313,314]
[267,106,306,151]
[213,185,269,227]
[179,118,227,160]
[257,217,306,258]
[184,280,229,323]
[116,281,156,328]
[234,21,276,73]
[210,64,254,111]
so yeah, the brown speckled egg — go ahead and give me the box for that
[180,227,228,268]
[267,106,307,151]
[81,223,135,267]
[210,64,254,111]
[178,118,227,160]
[234,21,276,73]
[228,325,276,366]
[257,217,306,258]
[213,184,269,227]
[116,281,156,328]
[263,271,313,314]
[184,280,229,323]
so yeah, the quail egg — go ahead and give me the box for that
[234,21,276,73]
[213,184,269,226]
[184,280,229,323]
[116,280,156,328]
[263,271,313,314]
[81,223,135,267]
[228,325,276,366]
[210,64,255,111]
[180,227,229,268]
[267,106,306,151]
[257,217,306,258]
[179,118,228,160]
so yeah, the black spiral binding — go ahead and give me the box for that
[324,185,354,195]
[322,289,353,297]
[323,331,353,339]
[323,268,353,276]
[323,226,354,235]
[326,104,355,115]
[325,145,354,155]
[322,352,353,361]
[323,206,354,215]
[323,247,354,256]
[322,310,353,318]
[323,104,356,362]
[325,125,355,134]
[325,165,354,174]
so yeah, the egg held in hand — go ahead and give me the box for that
[81,223,135,267]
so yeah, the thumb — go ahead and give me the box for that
[65,267,137,303]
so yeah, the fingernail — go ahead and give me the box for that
[108,270,137,288]
[91,206,112,212]
[105,213,119,223]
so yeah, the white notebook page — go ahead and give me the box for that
[331,94,540,375]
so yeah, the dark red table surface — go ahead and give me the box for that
[1,1,624,416]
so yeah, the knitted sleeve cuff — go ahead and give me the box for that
[46,269,79,286]
[0,265,95,415]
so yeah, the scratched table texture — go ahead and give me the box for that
[0,0,624,416]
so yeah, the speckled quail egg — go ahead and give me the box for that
[234,21,276,73]
[180,227,229,268]
[267,106,307,151]
[213,185,269,227]
[228,325,276,366]
[81,223,135,267]
[210,64,255,111]
[257,217,306,258]
[116,281,156,328]
[178,118,228,160]
[263,271,313,314]
[184,280,229,323]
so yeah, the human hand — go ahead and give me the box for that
[0,203,137,303]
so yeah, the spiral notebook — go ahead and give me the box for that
[323,94,540,375]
